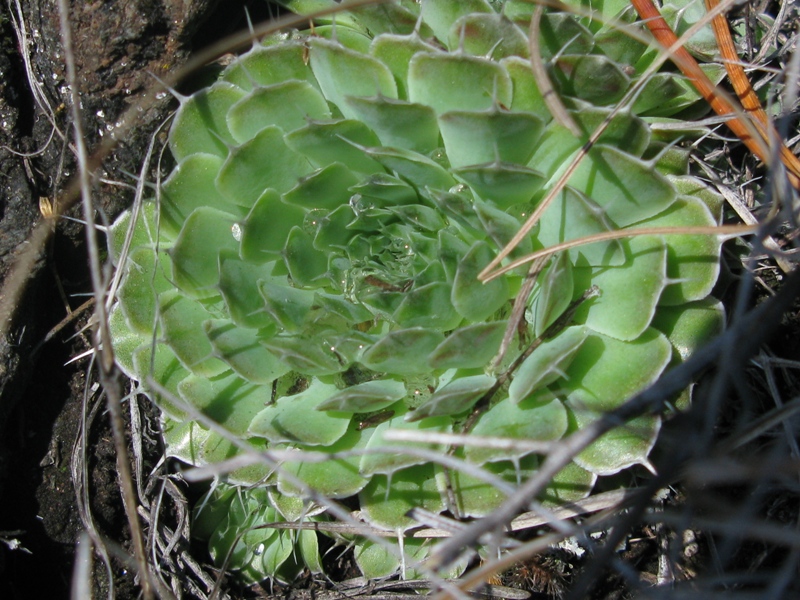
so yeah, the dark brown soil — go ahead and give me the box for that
[0,1,270,597]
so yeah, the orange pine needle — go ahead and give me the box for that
[631,0,800,190]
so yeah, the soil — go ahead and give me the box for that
[0,1,798,600]
[0,1,268,597]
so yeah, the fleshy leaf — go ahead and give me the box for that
[170,207,238,298]
[408,52,512,114]
[217,125,313,208]
[568,391,661,475]
[249,380,349,445]
[560,329,672,410]
[262,335,346,376]
[283,162,360,210]
[346,96,439,154]
[572,236,668,341]
[205,319,290,384]
[360,328,445,375]
[161,153,242,236]
[639,196,721,305]
[277,427,370,498]
[118,246,172,334]
[316,379,407,412]
[652,298,724,362]
[178,371,274,436]
[438,109,544,169]
[529,252,574,337]
[428,321,507,369]
[309,37,398,120]
[241,189,306,262]
[169,82,246,160]
[158,290,228,377]
[508,326,589,403]
[452,241,509,321]
[285,119,384,175]
[569,145,677,227]
[408,374,496,421]
[359,464,444,530]
[466,393,568,463]
[227,80,331,143]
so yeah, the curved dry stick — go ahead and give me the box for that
[483,223,756,282]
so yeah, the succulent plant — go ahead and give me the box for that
[109,0,727,584]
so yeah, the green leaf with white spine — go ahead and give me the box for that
[226,80,331,143]
[277,428,370,498]
[317,379,406,412]
[345,96,439,154]
[218,252,276,329]
[359,464,445,530]
[283,226,328,288]
[178,371,274,436]
[438,109,544,169]
[364,145,455,190]
[652,298,724,362]
[221,41,319,92]
[638,196,721,306]
[448,455,534,518]
[285,119,384,175]
[419,0,493,44]
[408,52,512,114]
[283,162,360,211]
[449,12,529,59]
[473,199,532,258]
[466,393,568,463]
[169,82,246,161]
[369,32,441,98]
[108,202,167,265]
[170,207,238,299]
[249,380,349,445]
[508,326,589,404]
[408,374,496,421]
[568,392,661,475]
[452,241,509,321]
[572,236,668,341]
[560,329,672,410]
[240,189,306,263]
[360,328,445,375]
[551,54,630,105]
[308,37,397,120]
[261,335,346,376]
[132,343,190,419]
[536,186,625,268]
[110,305,147,379]
[359,409,451,476]
[569,145,677,227]
[118,246,172,335]
[159,290,228,377]
[530,253,574,337]
[205,320,289,385]
[539,461,596,507]
[500,56,550,119]
[161,153,242,236]
[393,282,462,330]
[217,125,314,207]
[428,321,507,369]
